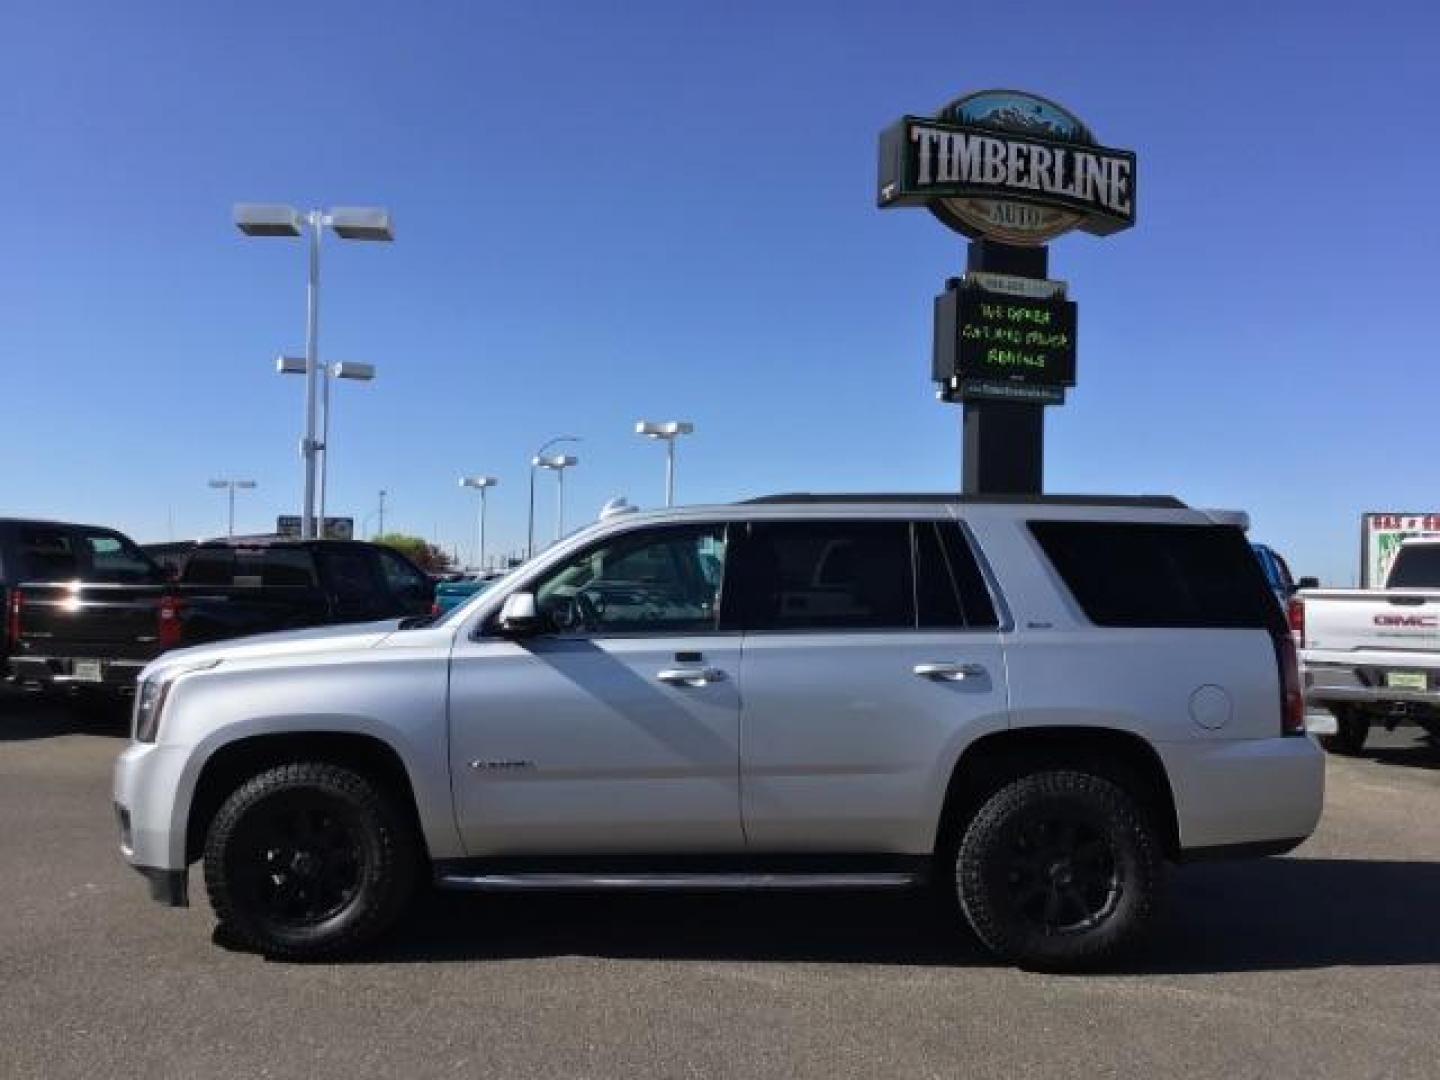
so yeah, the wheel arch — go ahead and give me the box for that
[184,731,430,866]
[934,726,1181,860]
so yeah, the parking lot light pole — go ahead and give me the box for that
[533,455,579,543]
[235,204,394,540]
[278,357,377,529]
[635,421,694,507]
[459,476,498,570]
[527,436,580,559]
[207,479,257,538]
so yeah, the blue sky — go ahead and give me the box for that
[1,0,1434,583]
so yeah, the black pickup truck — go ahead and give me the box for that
[6,527,434,694]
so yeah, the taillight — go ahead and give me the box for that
[1287,597,1305,646]
[7,589,21,647]
[157,595,184,650]
[1273,629,1306,736]
[429,601,441,618]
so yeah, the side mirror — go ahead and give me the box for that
[497,591,545,637]
[1296,576,1320,591]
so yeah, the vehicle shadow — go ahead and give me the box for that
[0,690,130,741]
[350,855,1440,975]
[1361,732,1440,771]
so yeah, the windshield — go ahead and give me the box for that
[430,563,526,627]
[429,520,616,628]
[1386,545,1440,589]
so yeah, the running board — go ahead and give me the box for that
[436,872,920,892]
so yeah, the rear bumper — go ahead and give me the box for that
[1304,660,1440,709]
[7,655,145,690]
[1157,736,1325,852]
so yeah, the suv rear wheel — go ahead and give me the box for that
[954,770,1161,971]
[203,761,417,959]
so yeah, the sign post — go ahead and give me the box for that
[878,90,1135,494]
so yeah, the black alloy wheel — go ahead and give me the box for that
[956,770,1161,971]
[1001,816,1120,935]
[204,762,417,959]
[232,795,366,929]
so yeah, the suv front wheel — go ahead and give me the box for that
[203,761,417,959]
[955,770,1161,971]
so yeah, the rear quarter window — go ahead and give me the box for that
[1029,521,1279,629]
[16,526,82,580]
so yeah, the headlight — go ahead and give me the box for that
[133,661,220,743]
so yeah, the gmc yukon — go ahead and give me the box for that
[114,494,1323,970]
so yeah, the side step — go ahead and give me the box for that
[436,872,920,892]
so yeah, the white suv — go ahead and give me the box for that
[114,494,1324,970]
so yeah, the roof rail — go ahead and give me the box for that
[740,493,1188,509]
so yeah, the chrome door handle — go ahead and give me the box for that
[656,667,726,687]
[913,662,986,682]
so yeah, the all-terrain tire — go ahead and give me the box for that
[203,761,417,959]
[955,770,1162,972]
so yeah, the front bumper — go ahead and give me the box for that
[114,741,192,904]
[1157,736,1325,852]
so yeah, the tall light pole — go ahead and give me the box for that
[533,455,579,543]
[459,476,498,570]
[208,479,257,538]
[527,435,580,559]
[277,356,376,531]
[635,421,694,507]
[234,203,394,540]
[361,489,387,539]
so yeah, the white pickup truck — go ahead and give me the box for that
[1294,538,1440,753]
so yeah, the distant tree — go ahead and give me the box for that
[373,533,453,574]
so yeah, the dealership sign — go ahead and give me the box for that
[878,90,1136,244]
[933,282,1077,403]
[277,515,354,541]
[1361,512,1440,587]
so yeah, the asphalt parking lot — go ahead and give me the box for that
[1,693,1437,1080]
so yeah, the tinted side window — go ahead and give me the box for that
[320,550,380,603]
[376,549,427,597]
[740,521,914,632]
[915,522,999,629]
[1030,521,1277,629]
[184,548,236,585]
[257,549,317,587]
[16,527,81,580]
[85,533,160,583]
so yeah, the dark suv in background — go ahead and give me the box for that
[6,525,434,695]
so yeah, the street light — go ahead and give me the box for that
[634,420,694,507]
[527,436,580,558]
[533,454,579,543]
[207,478,257,538]
[235,202,394,540]
[276,356,376,529]
[459,476,498,571]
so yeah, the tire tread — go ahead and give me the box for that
[955,769,1161,971]
[202,760,415,959]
